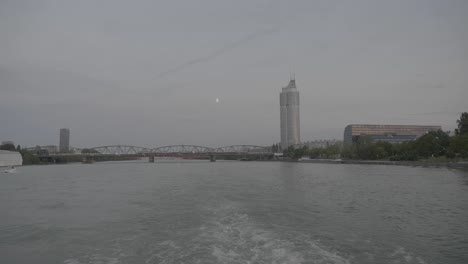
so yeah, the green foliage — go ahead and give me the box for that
[309,148,322,158]
[342,137,368,159]
[448,134,468,158]
[287,145,308,160]
[341,130,451,161]
[271,144,281,153]
[455,112,468,135]
[413,130,450,158]
[0,143,16,151]
[309,143,342,159]
[389,153,418,161]
[19,149,40,165]
[388,141,418,161]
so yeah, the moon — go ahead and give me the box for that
[215,98,219,103]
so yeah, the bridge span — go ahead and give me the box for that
[26,144,274,163]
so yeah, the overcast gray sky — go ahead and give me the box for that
[1,0,467,148]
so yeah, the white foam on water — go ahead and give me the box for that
[203,201,350,264]
[64,259,81,264]
[62,202,352,264]
[389,246,427,264]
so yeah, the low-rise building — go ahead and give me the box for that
[344,124,441,144]
[0,150,23,167]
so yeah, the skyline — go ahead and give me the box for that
[1,0,467,147]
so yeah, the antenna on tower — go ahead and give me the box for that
[289,66,295,81]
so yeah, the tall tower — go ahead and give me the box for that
[59,128,70,153]
[280,77,300,150]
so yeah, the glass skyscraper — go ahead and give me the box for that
[280,78,300,150]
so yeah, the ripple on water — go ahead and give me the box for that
[59,199,435,264]
[78,201,353,264]
[199,202,351,264]
[388,247,427,264]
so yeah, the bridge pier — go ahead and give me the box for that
[82,156,94,164]
[149,155,155,163]
[209,154,216,162]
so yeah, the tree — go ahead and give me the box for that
[413,130,450,158]
[310,142,342,159]
[448,134,468,158]
[389,141,418,161]
[455,112,468,135]
[0,143,16,151]
[309,148,322,158]
[286,145,308,160]
[19,149,40,165]
[271,143,281,153]
[355,135,375,160]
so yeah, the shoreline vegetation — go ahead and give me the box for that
[294,158,468,169]
[284,112,468,167]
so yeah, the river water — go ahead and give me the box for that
[1,161,467,264]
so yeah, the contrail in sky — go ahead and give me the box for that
[156,27,280,78]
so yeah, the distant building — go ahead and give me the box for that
[302,140,342,149]
[0,150,23,167]
[280,77,300,150]
[0,141,16,151]
[59,128,70,152]
[344,124,442,144]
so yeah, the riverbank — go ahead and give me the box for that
[297,158,468,169]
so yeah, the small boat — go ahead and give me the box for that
[2,167,17,173]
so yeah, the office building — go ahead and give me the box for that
[343,124,441,144]
[280,77,300,150]
[59,128,70,152]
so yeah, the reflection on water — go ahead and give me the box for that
[1,161,467,263]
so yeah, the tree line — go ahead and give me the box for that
[284,112,468,161]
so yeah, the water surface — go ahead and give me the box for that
[1,161,467,263]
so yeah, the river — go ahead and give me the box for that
[1,161,467,263]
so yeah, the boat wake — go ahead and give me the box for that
[62,201,427,264]
[202,202,350,264]
[2,168,17,174]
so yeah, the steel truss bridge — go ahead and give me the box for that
[26,145,273,162]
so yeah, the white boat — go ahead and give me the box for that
[2,167,17,173]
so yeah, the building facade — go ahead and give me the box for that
[302,139,342,149]
[0,150,22,167]
[343,124,442,144]
[280,78,300,150]
[59,128,70,153]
